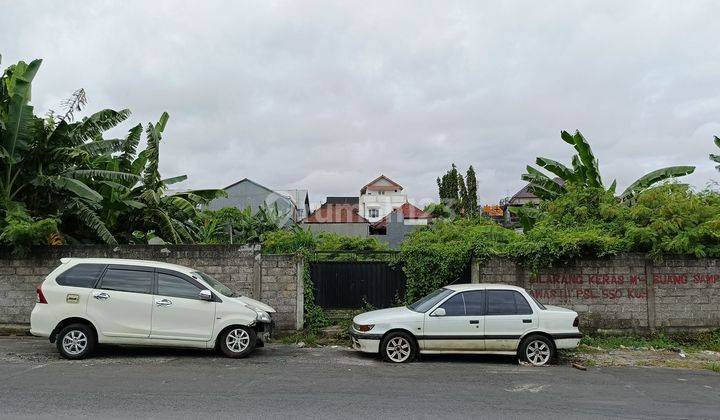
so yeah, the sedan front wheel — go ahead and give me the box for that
[380,332,417,363]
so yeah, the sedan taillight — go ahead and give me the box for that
[573,316,579,327]
[36,284,48,304]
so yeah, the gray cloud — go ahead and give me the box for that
[2,0,718,209]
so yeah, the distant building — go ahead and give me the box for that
[208,178,309,226]
[276,189,311,222]
[302,203,369,237]
[371,202,432,249]
[359,175,407,223]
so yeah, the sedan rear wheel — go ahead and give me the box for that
[381,332,417,363]
[520,335,555,366]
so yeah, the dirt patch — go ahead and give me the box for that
[565,345,720,371]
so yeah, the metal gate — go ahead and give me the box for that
[310,261,407,309]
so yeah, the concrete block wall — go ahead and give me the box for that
[474,254,720,332]
[0,246,303,331]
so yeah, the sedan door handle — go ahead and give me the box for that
[469,320,480,324]
[155,298,172,307]
[93,291,110,300]
[522,319,532,323]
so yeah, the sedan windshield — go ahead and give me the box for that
[192,271,236,297]
[407,288,453,313]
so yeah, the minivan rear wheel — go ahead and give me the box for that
[219,326,257,358]
[57,323,96,360]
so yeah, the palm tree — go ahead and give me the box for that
[522,130,695,202]
[711,136,720,171]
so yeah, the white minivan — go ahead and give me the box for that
[30,258,275,359]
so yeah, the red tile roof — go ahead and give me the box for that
[303,204,369,224]
[482,205,505,217]
[360,175,403,194]
[373,202,432,228]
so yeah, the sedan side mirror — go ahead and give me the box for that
[199,289,213,301]
[431,307,446,317]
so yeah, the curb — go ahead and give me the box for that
[0,324,31,336]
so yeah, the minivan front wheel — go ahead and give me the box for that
[219,326,257,358]
[57,323,96,360]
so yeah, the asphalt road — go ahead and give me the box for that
[0,337,718,419]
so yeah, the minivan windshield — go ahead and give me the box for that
[407,288,453,313]
[192,271,236,297]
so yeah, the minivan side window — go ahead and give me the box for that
[486,290,534,315]
[157,273,202,300]
[56,264,106,288]
[99,269,153,294]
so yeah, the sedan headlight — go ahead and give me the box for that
[353,323,375,332]
[255,309,271,322]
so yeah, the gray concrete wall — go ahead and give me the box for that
[304,223,369,237]
[472,254,720,332]
[0,246,303,331]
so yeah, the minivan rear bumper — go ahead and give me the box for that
[29,304,52,339]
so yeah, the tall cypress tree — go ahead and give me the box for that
[465,165,478,216]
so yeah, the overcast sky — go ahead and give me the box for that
[2,0,719,209]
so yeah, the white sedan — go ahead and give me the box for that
[349,284,581,365]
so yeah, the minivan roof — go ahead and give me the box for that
[60,258,195,274]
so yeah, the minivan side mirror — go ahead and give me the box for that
[199,289,213,301]
[431,307,446,317]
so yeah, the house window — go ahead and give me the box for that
[378,191,385,195]
[368,208,379,218]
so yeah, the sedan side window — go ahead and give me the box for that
[439,293,466,316]
[463,291,485,316]
[486,290,518,315]
[514,292,533,315]
[487,290,534,315]
[99,269,153,294]
[157,273,202,300]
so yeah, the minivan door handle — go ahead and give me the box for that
[155,298,172,307]
[93,291,110,300]
[469,320,480,324]
[522,319,532,323]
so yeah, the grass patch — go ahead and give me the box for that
[706,362,720,373]
[580,330,720,352]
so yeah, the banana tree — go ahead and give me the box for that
[1,57,142,245]
[711,136,720,171]
[121,112,226,244]
[521,130,695,202]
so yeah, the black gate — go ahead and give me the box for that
[310,261,407,309]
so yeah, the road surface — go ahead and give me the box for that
[0,337,718,419]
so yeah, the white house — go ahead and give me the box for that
[359,175,407,223]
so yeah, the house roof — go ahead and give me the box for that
[508,178,565,203]
[276,189,309,209]
[326,196,359,205]
[360,175,403,194]
[482,205,505,217]
[303,204,369,224]
[222,178,275,194]
[372,202,432,228]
